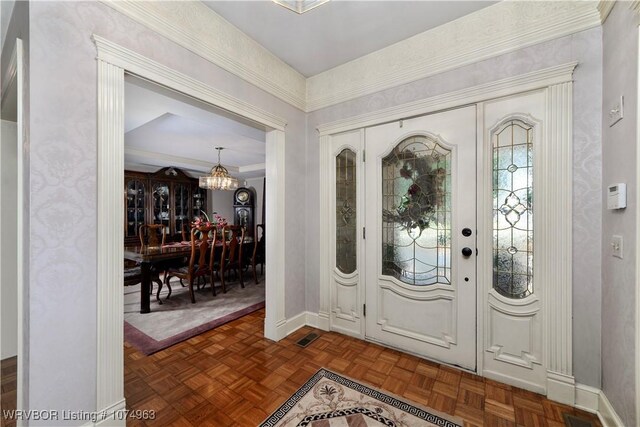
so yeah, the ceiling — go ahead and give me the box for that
[125,76,266,180]
[203,1,496,77]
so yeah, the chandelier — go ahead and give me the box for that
[199,147,239,191]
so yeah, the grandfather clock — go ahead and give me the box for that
[233,187,255,237]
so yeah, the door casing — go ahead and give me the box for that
[318,62,577,403]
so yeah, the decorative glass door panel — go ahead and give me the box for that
[336,148,357,275]
[364,106,477,369]
[152,182,170,230]
[125,179,146,238]
[382,136,451,286]
[173,183,190,235]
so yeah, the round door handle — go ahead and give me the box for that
[462,247,473,257]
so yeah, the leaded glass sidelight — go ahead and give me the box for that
[493,119,534,299]
[382,135,451,286]
[336,149,357,274]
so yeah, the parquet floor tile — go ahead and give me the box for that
[119,309,603,426]
[0,309,603,427]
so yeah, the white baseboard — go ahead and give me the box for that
[598,390,625,427]
[306,311,330,331]
[284,311,330,336]
[547,371,576,405]
[575,383,599,413]
[91,399,126,427]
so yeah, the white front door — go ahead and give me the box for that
[364,106,477,370]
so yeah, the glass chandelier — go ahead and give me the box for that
[199,147,239,191]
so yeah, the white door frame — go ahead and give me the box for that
[318,62,577,403]
[93,35,287,423]
[0,38,25,425]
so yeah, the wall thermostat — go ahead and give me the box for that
[607,183,627,209]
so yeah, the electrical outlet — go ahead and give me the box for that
[609,96,624,127]
[612,235,623,259]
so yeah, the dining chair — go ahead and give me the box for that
[163,225,217,303]
[139,224,166,247]
[123,260,164,304]
[249,224,265,284]
[220,225,245,292]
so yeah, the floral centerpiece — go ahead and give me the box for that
[191,211,229,238]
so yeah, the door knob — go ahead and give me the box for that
[462,228,472,237]
[462,247,473,257]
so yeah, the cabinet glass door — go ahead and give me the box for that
[174,183,190,235]
[192,187,206,219]
[125,179,146,238]
[152,182,170,230]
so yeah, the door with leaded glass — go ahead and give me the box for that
[364,106,477,369]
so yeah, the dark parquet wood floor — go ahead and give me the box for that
[123,309,602,427]
[1,357,17,427]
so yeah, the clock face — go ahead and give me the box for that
[237,190,250,203]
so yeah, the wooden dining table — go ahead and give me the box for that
[124,238,253,313]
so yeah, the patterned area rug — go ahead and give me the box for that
[261,369,462,427]
[124,278,264,355]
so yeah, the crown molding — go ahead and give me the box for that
[100,0,307,111]
[102,1,599,113]
[598,1,615,24]
[306,1,599,111]
[317,61,578,136]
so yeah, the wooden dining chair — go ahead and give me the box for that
[139,224,166,247]
[163,225,217,303]
[250,224,265,284]
[220,225,245,292]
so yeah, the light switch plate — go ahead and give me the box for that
[612,235,623,259]
[609,95,624,127]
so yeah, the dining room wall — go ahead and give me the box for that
[207,189,235,225]
[26,1,306,421]
[305,26,603,389]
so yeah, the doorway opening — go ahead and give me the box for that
[122,75,267,355]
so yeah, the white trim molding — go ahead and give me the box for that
[93,35,288,421]
[306,2,598,111]
[100,1,599,112]
[100,0,306,110]
[599,391,626,427]
[317,62,578,136]
[92,35,288,131]
[544,81,575,405]
[95,56,126,426]
[598,1,616,24]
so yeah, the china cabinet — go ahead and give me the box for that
[124,167,206,245]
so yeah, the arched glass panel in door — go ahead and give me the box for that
[492,119,534,298]
[336,149,357,274]
[381,135,451,286]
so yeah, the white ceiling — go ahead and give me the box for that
[203,0,496,77]
[124,76,266,180]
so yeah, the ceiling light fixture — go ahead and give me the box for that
[199,147,239,191]
[273,0,330,14]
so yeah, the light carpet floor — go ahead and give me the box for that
[124,277,265,354]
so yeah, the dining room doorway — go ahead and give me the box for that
[121,75,268,355]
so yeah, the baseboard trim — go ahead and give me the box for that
[574,383,599,413]
[598,390,625,427]
[92,399,126,426]
[285,311,331,336]
[547,371,576,405]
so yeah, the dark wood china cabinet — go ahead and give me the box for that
[124,167,207,246]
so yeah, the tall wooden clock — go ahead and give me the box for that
[233,187,255,237]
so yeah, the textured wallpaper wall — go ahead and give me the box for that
[306,27,604,388]
[601,4,638,426]
[27,1,306,419]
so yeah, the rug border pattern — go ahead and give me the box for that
[259,368,462,427]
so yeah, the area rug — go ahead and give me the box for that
[261,369,462,427]
[124,278,265,355]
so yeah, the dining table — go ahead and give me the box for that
[124,237,253,313]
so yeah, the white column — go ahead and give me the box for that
[96,57,126,425]
[545,81,575,404]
